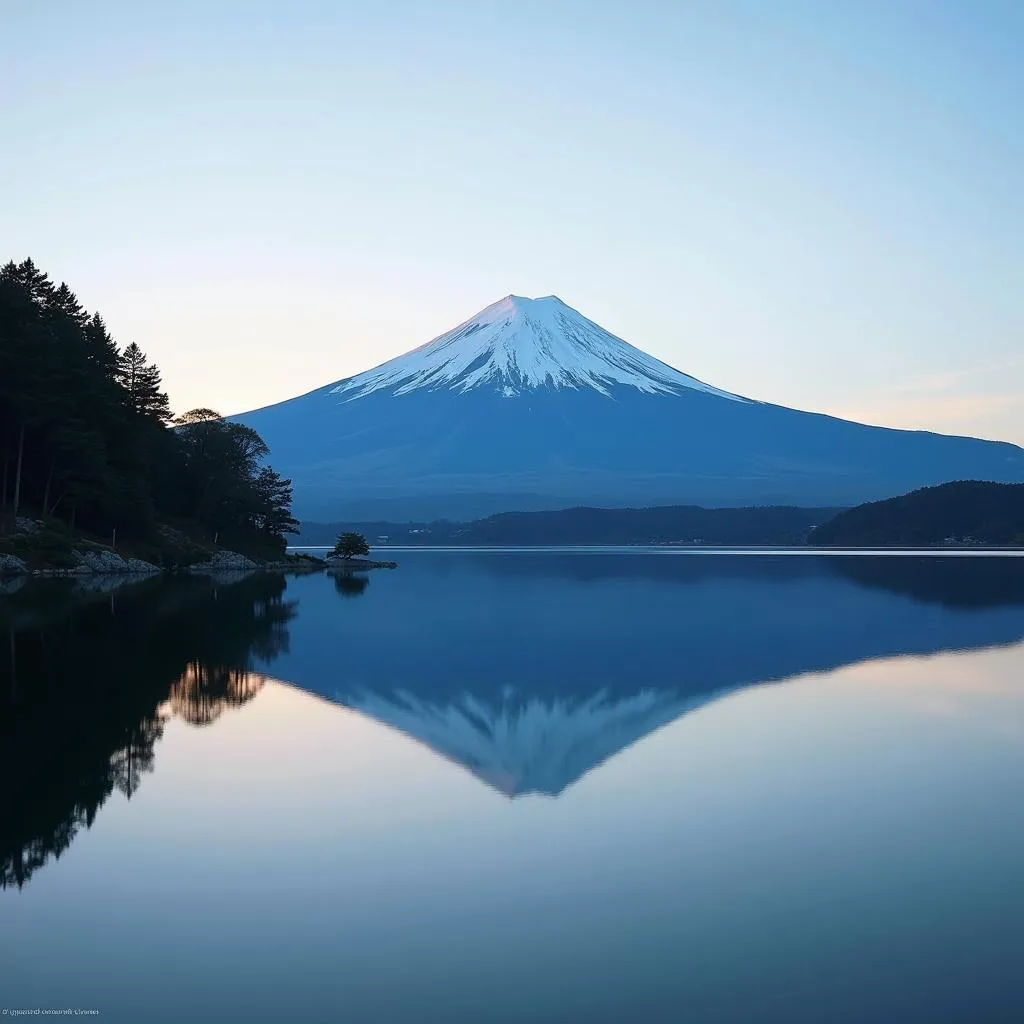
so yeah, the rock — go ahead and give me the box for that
[65,549,161,574]
[14,517,43,535]
[210,550,258,570]
[73,549,129,573]
[187,550,258,573]
[72,550,154,573]
[0,553,28,576]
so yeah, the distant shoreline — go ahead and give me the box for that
[288,544,1024,557]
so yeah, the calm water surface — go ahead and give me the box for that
[2,551,1023,1023]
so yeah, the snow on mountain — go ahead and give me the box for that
[328,294,747,401]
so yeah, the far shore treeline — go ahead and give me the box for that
[298,505,841,547]
[0,259,297,559]
[299,482,1024,548]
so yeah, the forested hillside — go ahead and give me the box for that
[0,259,297,558]
[811,481,1024,546]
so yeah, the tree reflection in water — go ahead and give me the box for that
[168,663,269,727]
[0,573,295,889]
[333,571,370,598]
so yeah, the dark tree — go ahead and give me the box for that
[116,342,173,424]
[253,467,299,538]
[332,532,370,559]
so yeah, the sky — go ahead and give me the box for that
[1,0,1022,443]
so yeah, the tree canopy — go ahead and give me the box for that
[332,531,370,559]
[0,258,297,556]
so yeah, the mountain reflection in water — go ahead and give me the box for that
[290,553,1024,797]
[2,552,1024,886]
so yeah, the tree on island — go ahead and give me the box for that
[332,531,370,559]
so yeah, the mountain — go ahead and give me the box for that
[236,295,1024,520]
[811,481,1024,547]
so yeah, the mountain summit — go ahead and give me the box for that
[236,295,1024,520]
[331,294,744,401]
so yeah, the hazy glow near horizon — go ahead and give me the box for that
[1,1,1022,443]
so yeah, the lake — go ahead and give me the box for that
[2,550,1023,1023]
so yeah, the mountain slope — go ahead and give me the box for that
[237,295,1024,520]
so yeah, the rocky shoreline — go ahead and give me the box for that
[0,546,375,579]
[0,519,399,580]
[0,550,160,577]
[0,547,331,578]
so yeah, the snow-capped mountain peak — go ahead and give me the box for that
[329,294,747,401]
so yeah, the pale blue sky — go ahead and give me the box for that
[2,0,1022,441]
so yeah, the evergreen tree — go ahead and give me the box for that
[83,314,120,376]
[253,467,299,538]
[116,342,173,423]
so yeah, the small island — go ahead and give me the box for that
[324,531,397,570]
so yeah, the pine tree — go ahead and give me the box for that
[253,467,299,537]
[116,342,173,423]
[83,314,120,376]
